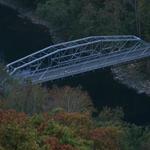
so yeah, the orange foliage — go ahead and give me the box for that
[37,111,92,128]
[37,122,48,133]
[37,112,92,138]
[60,145,76,150]
[44,137,76,150]
[90,127,122,150]
[53,112,92,127]
[44,137,60,150]
[0,110,125,150]
[0,110,27,125]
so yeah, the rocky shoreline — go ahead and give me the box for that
[111,61,150,96]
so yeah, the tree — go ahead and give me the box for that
[138,0,150,40]
[90,127,124,150]
[0,64,15,98]
[4,83,49,115]
[49,86,93,113]
[99,107,124,122]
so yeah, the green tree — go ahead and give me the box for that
[138,0,150,40]
[4,83,49,114]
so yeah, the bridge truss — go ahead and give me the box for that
[6,35,150,84]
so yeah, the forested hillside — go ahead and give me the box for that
[15,0,150,41]
[1,109,150,150]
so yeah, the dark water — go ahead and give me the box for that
[1,4,150,125]
[0,4,52,62]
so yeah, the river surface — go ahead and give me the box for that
[0,4,150,125]
[0,4,52,62]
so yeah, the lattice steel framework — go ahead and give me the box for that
[6,35,150,84]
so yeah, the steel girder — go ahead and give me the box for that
[6,35,149,83]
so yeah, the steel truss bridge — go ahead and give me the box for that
[6,35,150,84]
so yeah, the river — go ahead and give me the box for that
[0,4,52,62]
[0,4,150,125]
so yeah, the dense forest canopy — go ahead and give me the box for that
[16,0,150,41]
[0,109,150,150]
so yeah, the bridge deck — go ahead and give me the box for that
[14,45,150,84]
[6,35,150,84]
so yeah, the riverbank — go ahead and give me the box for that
[112,60,150,96]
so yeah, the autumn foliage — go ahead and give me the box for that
[0,110,27,125]
[0,109,150,150]
[90,128,122,150]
